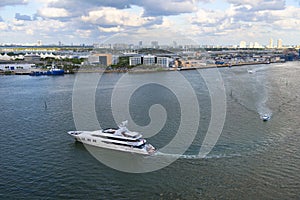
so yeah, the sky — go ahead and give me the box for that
[0,0,300,46]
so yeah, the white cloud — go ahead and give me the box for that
[189,1,299,41]
[81,7,155,27]
[135,0,201,16]
[227,0,285,10]
[76,29,92,38]
[36,0,205,17]
[35,0,58,3]
[26,28,34,35]
[0,0,28,7]
[36,19,66,31]
[273,19,300,30]
[152,17,174,29]
[0,0,300,45]
[98,26,124,33]
[8,18,67,36]
[0,22,8,30]
[38,7,70,18]
[259,6,300,30]
[191,9,226,25]
[12,19,25,26]
[266,6,300,18]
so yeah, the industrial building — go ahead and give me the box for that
[88,53,118,66]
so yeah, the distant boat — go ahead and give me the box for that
[177,67,197,71]
[29,69,64,76]
[29,71,43,76]
[49,68,64,75]
[262,114,271,121]
[247,69,255,74]
[29,63,64,76]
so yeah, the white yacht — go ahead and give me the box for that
[68,121,156,155]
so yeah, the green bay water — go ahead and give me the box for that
[1,62,300,199]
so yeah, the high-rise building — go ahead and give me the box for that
[113,43,129,50]
[139,41,143,48]
[254,42,261,48]
[173,41,177,48]
[277,39,282,48]
[269,38,273,48]
[151,41,159,49]
[37,40,42,46]
[249,42,254,48]
[239,41,247,48]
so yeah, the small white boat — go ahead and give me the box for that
[247,69,255,74]
[68,121,156,155]
[262,114,271,121]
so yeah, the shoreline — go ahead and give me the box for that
[0,60,290,75]
[75,61,280,73]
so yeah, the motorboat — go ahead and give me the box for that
[247,69,255,74]
[262,114,271,121]
[68,121,156,155]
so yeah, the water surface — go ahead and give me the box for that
[1,62,300,199]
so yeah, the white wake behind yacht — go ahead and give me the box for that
[68,121,156,155]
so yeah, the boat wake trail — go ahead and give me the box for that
[256,89,272,118]
[153,151,241,159]
[228,64,273,118]
[253,64,270,73]
[254,75,273,119]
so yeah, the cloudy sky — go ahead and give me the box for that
[0,0,300,46]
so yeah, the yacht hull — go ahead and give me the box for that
[68,131,156,156]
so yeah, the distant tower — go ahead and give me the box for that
[249,42,254,48]
[254,42,260,48]
[151,41,159,49]
[239,41,247,48]
[269,38,273,48]
[139,41,143,48]
[277,39,282,49]
[173,41,177,48]
[37,40,42,46]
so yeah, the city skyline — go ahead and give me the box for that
[1,0,300,46]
